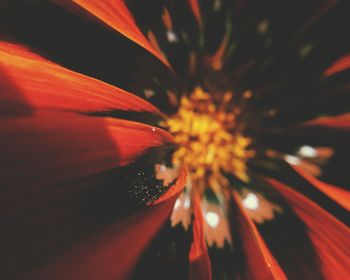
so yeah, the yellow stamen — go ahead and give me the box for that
[164,87,254,195]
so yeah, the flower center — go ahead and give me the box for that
[164,87,254,196]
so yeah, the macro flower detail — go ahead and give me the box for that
[165,86,254,186]
[1,1,350,280]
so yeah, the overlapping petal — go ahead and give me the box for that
[0,112,172,190]
[267,178,350,280]
[0,41,178,279]
[291,164,350,211]
[26,195,178,280]
[232,192,287,280]
[0,40,174,192]
[1,1,349,279]
[0,42,162,117]
[189,194,212,280]
[52,0,169,67]
[152,167,188,205]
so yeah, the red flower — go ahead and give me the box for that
[1,1,349,279]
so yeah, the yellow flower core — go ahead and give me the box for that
[164,87,254,195]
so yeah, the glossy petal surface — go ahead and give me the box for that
[0,42,161,117]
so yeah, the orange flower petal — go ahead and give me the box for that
[301,113,350,130]
[232,191,287,280]
[54,0,169,67]
[188,0,202,26]
[151,167,187,205]
[0,112,173,190]
[189,193,212,280]
[0,42,161,116]
[324,54,350,77]
[267,178,350,280]
[291,164,350,211]
[25,196,178,280]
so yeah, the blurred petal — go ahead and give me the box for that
[189,194,212,280]
[232,191,287,280]
[0,112,173,191]
[301,113,350,130]
[54,0,169,67]
[0,42,161,117]
[131,176,193,279]
[267,178,350,280]
[291,164,350,211]
[26,196,178,280]
[152,167,187,205]
[188,0,201,25]
[324,54,350,77]
[236,189,283,224]
[170,190,192,230]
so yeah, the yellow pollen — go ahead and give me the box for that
[164,87,254,195]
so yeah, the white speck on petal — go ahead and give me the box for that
[205,211,220,228]
[144,89,155,98]
[167,30,178,43]
[285,155,301,165]
[298,145,318,158]
[183,197,191,209]
[174,198,181,210]
[242,193,259,210]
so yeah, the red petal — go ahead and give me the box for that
[54,0,169,67]
[232,191,287,280]
[301,113,350,130]
[151,167,187,205]
[26,196,178,280]
[0,42,161,116]
[324,54,350,77]
[0,112,173,190]
[267,178,350,280]
[291,164,350,211]
[189,194,212,280]
[188,0,201,25]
